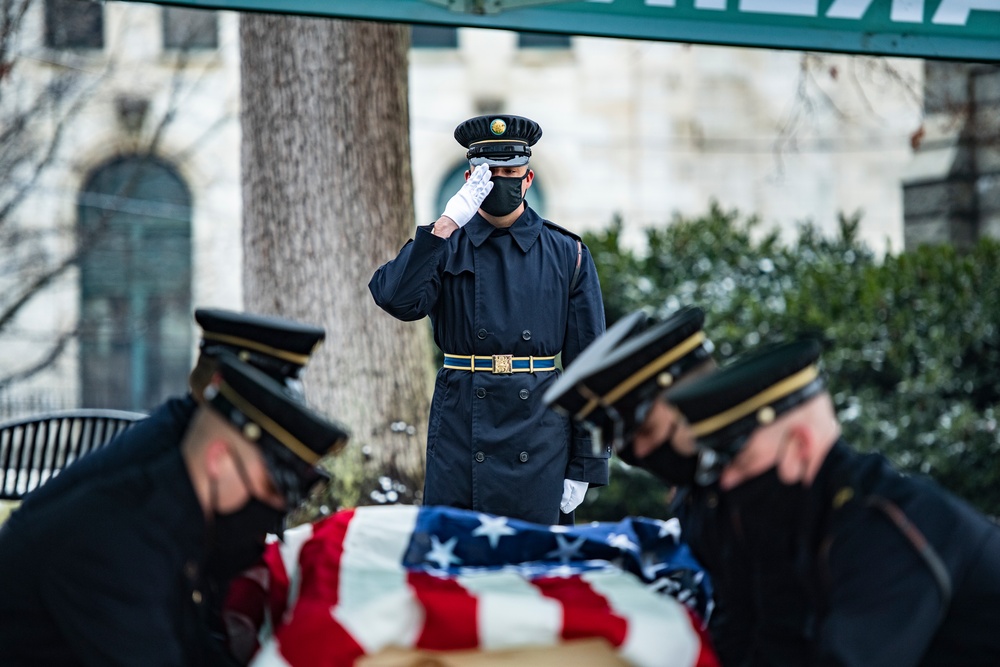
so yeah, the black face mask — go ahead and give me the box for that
[205,443,287,583]
[480,173,527,217]
[723,466,805,557]
[206,497,285,583]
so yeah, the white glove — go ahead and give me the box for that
[560,478,589,514]
[442,163,493,227]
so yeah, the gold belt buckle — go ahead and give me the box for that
[492,354,513,374]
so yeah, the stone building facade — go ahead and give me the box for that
[1,1,929,416]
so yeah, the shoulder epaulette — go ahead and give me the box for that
[542,219,582,242]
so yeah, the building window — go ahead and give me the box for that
[78,157,193,412]
[411,24,458,49]
[163,7,218,50]
[44,0,103,50]
[517,31,571,49]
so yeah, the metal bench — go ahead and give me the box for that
[0,409,147,501]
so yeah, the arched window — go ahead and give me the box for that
[78,157,193,411]
[434,163,547,222]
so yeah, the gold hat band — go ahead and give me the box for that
[202,331,313,365]
[689,364,820,438]
[217,380,342,466]
[469,139,529,146]
[575,331,706,421]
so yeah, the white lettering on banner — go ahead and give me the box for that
[740,0,819,16]
[827,0,925,21]
[643,0,727,6]
[933,0,1000,24]
[628,0,998,25]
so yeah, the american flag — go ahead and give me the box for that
[226,505,718,667]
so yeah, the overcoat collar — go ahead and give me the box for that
[464,205,542,253]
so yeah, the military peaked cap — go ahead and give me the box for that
[670,338,825,464]
[454,114,543,167]
[204,353,350,507]
[544,306,712,454]
[195,308,325,381]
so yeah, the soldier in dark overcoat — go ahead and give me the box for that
[370,114,607,525]
[0,355,349,667]
[668,339,1000,667]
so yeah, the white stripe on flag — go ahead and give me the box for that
[583,570,699,667]
[459,568,562,651]
[333,505,423,653]
[248,637,293,667]
[276,522,314,622]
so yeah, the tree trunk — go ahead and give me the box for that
[239,15,432,503]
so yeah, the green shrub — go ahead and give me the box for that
[578,204,1000,520]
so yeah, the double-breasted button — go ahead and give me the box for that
[475,451,485,462]
[192,590,203,605]
[477,329,488,340]
[476,387,486,399]
[706,491,719,509]
[521,330,531,341]
[519,451,529,463]
[518,389,529,400]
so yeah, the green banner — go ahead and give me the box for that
[142,0,1000,61]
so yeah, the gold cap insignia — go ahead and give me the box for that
[833,486,854,509]
[757,406,776,425]
[243,422,261,441]
[490,118,507,136]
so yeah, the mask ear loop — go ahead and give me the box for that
[226,441,264,506]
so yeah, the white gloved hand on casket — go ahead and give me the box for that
[560,478,589,514]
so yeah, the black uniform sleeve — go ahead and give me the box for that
[562,242,609,485]
[814,503,945,667]
[368,226,448,322]
[37,497,189,667]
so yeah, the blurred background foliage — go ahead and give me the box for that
[577,202,1000,521]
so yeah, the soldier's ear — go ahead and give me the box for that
[777,424,811,483]
[204,438,231,480]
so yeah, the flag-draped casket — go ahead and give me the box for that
[225,505,719,666]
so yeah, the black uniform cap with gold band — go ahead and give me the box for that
[454,114,543,168]
[195,308,325,382]
[668,338,825,475]
[203,353,350,508]
[544,306,713,460]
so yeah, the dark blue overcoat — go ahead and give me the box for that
[369,207,607,524]
[0,448,227,666]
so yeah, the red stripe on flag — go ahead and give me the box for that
[276,598,365,667]
[297,509,356,606]
[533,575,628,647]
[275,509,365,666]
[685,609,721,667]
[409,571,479,651]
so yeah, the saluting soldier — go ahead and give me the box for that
[370,114,607,524]
[668,339,1000,667]
[0,354,350,667]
